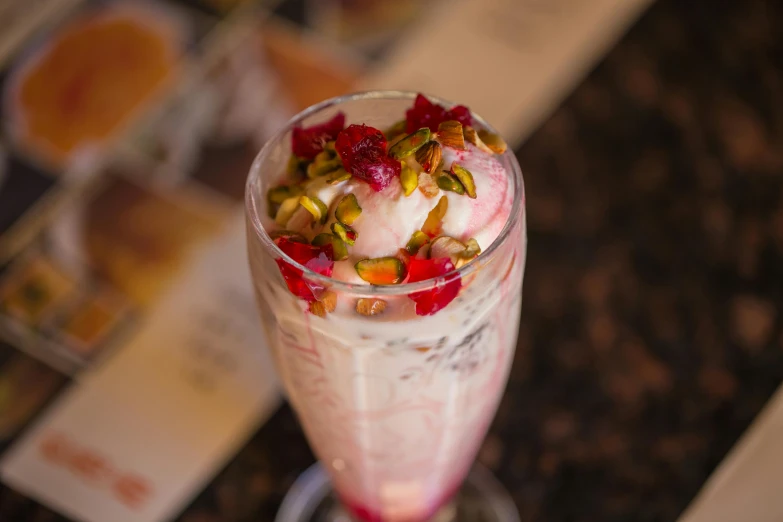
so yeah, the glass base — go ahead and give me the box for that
[275,463,520,522]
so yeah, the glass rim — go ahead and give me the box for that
[245,90,525,297]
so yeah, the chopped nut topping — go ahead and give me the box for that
[389,128,432,159]
[436,120,465,149]
[451,163,477,198]
[355,257,406,285]
[422,196,448,237]
[356,298,387,316]
[335,194,362,225]
[415,141,442,174]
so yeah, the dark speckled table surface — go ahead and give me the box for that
[3,0,783,520]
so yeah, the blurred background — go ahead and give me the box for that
[0,0,781,521]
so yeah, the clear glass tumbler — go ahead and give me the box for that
[245,92,527,522]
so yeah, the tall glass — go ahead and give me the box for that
[246,92,526,522]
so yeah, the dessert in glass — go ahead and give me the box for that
[246,92,526,521]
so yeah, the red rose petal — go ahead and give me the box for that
[405,94,473,133]
[447,105,473,127]
[351,155,400,192]
[407,257,462,316]
[336,124,399,192]
[291,112,346,160]
[274,237,334,302]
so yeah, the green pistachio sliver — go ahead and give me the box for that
[456,238,482,268]
[400,163,418,196]
[388,128,432,160]
[307,158,342,179]
[324,140,337,153]
[314,150,332,162]
[335,194,362,225]
[451,163,477,199]
[266,185,292,218]
[384,119,407,140]
[436,173,465,195]
[299,195,328,223]
[463,238,481,258]
[267,185,294,205]
[267,185,303,217]
[326,168,352,185]
[331,236,349,260]
[406,230,430,255]
[355,257,406,285]
[430,236,467,260]
[287,154,306,177]
[312,233,348,260]
[275,197,300,226]
[331,222,357,245]
[311,233,332,247]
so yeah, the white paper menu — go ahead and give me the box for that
[0,212,280,522]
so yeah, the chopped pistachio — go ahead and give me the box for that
[356,298,387,316]
[314,234,346,259]
[314,150,332,162]
[326,168,352,185]
[299,195,329,224]
[384,119,407,140]
[455,238,481,268]
[463,238,481,258]
[389,128,431,159]
[311,233,333,247]
[286,206,314,231]
[406,230,430,255]
[400,163,418,196]
[331,222,357,245]
[307,157,342,179]
[430,236,467,260]
[436,172,466,195]
[275,197,300,226]
[312,233,348,260]
[267,185,303,217]
[287,154,307,178]
[395,247,411,267]
[335,194,362,225]
[355,257,406,285]
[451,163,477,199]
[267,185,298,205]
[421,196,448,237]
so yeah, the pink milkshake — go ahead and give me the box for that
[246,92,526,522]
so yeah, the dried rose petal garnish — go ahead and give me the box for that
[335,124,400,192]
[407,257,461,316]
[291,112,346,160]
[406,94,472,133]
[274,237,334,302]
